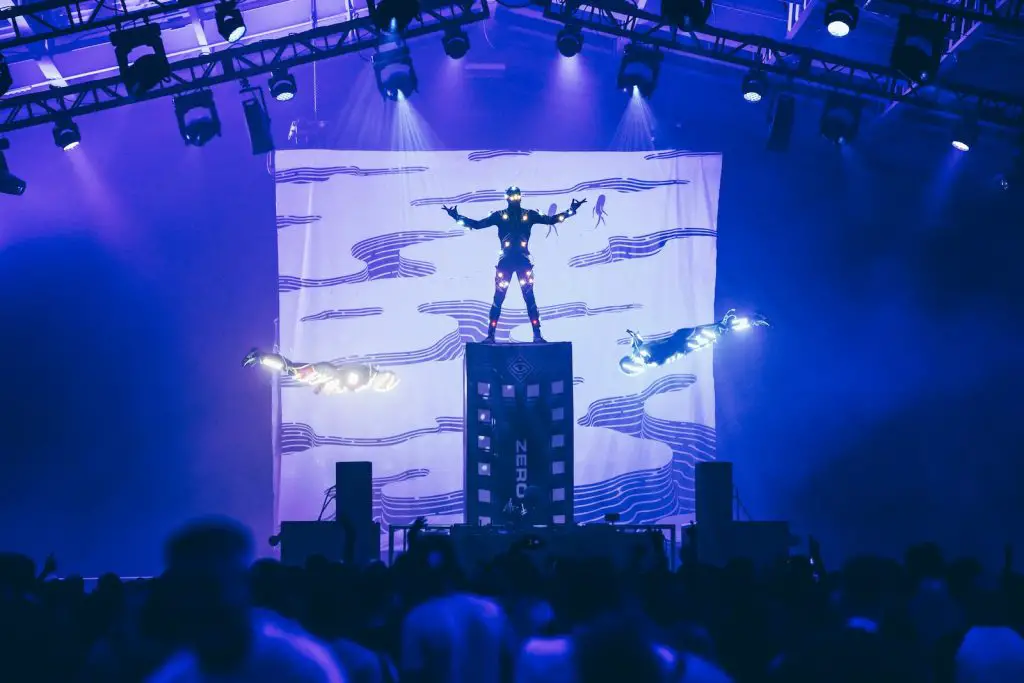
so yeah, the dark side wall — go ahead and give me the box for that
[0,12,1021,576]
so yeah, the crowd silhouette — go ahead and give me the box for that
[1,517,1021,683]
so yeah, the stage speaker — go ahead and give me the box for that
[695,461,733,528]
[278,521,342,566]
[464,342,575,527]
[335,461,377,563]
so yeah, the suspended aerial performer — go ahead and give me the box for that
[443,186,587,343]
[243,349,399,394]
[619,310,769,376]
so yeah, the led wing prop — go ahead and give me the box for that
[243,349,399,394]
[619,310,769,376]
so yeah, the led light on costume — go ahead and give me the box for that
[442,186,587,343]
[243,349,400,394]
[619,309,769,376]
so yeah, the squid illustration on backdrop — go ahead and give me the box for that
[243,349,400,395]
[619,309,770,376]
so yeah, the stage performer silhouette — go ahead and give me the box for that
[443,186,586,343]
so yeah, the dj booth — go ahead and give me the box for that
[386,523,679,572]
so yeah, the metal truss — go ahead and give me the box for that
[790,0,1024,40]
[0,0,490,134]
[543,0,1024,130]
[871,0,1024,33]
[0,0,219,52]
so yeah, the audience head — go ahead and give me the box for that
[399,533,464,604]
[574,614,672,683]
[0,552,36,599]
[160,517,255,672]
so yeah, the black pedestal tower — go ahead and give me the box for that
[464,342,575,526]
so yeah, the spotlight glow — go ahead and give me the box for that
[951,139,970,152]
[260,356,285,371]
[743,91,762,103]
[827,20,850,37]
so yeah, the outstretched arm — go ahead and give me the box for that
[533,198,587,225]
[442,204,498,230]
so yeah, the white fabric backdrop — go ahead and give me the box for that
[274,150,721,536]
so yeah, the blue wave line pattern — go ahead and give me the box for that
[573,377,585,386]
[329,328,465,367]
[276,166,429,184]
[418,300,641,343]
[281,417,463,455]
[467,150,533,161]
[279,271,367,293]
[643,150,719,160]
[409,178,691,207]
[568,228,718,269]
[575,374,716,521]
[328,469,463,529]
[379,489,464,527]
[279,230,463,292]
[301,307,384,323]
[277,215,322,230]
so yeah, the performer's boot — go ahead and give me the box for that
[523,290,545,343]
[485,305,501,343]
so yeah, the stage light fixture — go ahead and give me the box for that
[174,90,221,147]
[215,1,247,43]
[0,138,27,196]
[111,24,171,98]
[0,54,12,97]
[823,0,858,37]
[442,27,470,59]
[373,46,418,101]
[950,118,977,152]
[661,0,712,30]
[241,83,274,155]
[891,16,946,84]
[820,94,861,145]
[742,70,765,103]
[616,43,663,98]
[268,69,297,101]
[556,26,583,58]
[52,117,81,151]
[368,0,420,33]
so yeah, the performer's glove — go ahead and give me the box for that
[442,204,459,220]
[569,198,587,214]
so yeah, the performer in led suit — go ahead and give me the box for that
[243,349,399,394]
[443,186,586,343]
[619,310,769,375]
